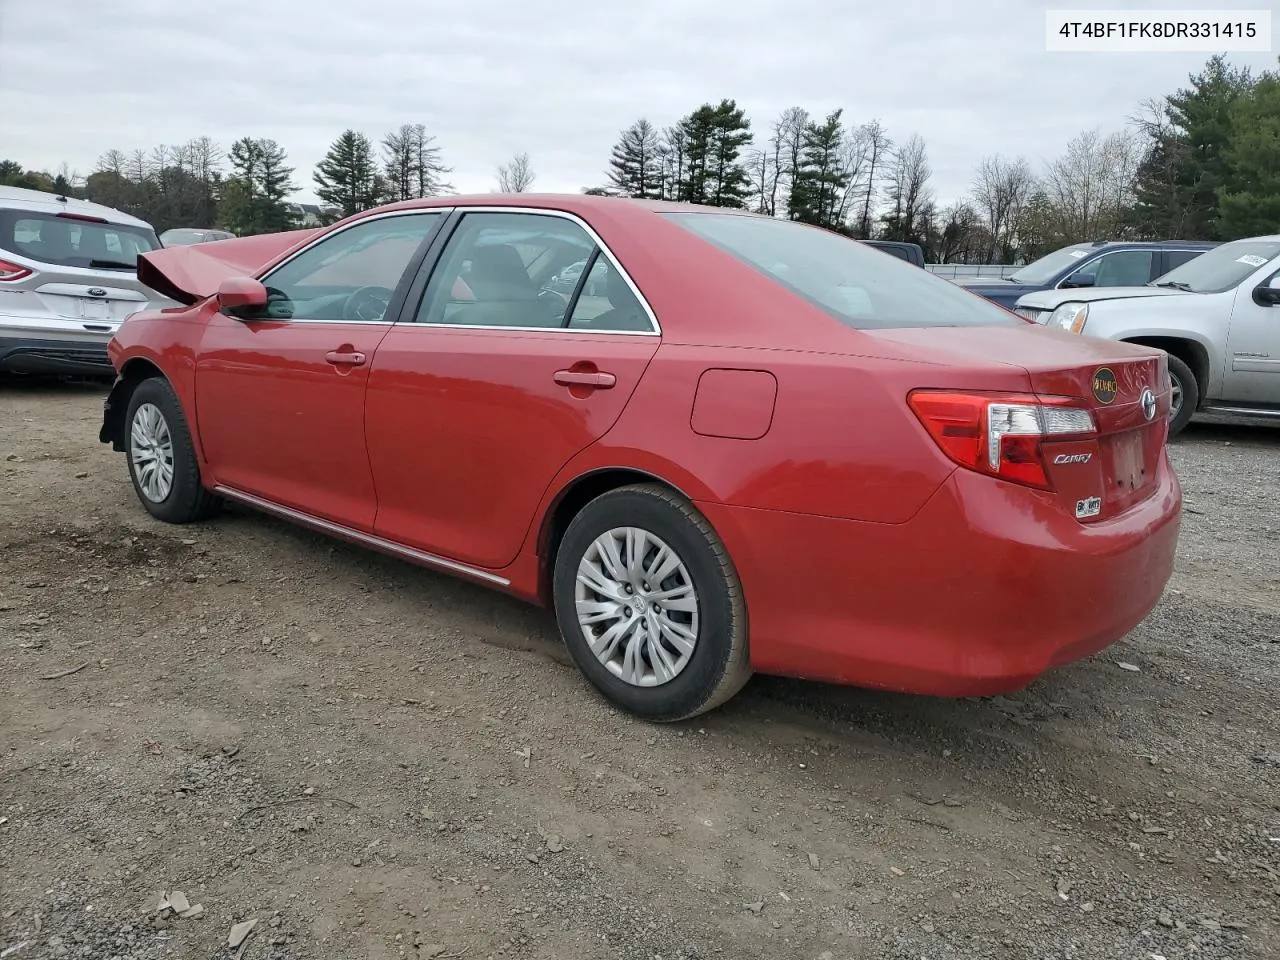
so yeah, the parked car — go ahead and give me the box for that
[1013,235,1280,436]
[99,196,1181,721]
[160,228,236,246]
[863,240,925,267]
[0,186,177,376]
[955,240,1218,309]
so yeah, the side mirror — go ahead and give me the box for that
[1061,272,1095,289]
[216,276,268,316]
[1253,275,1280,307]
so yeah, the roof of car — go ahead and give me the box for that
[0,184,155,229]
[372,193,764,218]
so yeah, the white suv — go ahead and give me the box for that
[0,186,178,376]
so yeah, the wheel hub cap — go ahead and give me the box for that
[574,526,700,687]
[129,402,175,503]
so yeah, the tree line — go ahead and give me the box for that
[594,54,1278,262]
[1,55,1274,260]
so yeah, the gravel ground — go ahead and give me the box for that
[1,380,1277,960]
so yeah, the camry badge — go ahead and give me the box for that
[1092,367,1118,405]
[1140,387,1156,422]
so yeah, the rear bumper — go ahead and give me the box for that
[0,334,114,376]
[700,455,1181,696]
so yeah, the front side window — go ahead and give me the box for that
[1153,240,1280,294]
[667,213,1021,331]
[415,212,597,327]
[256,212,442,322]
[0,211,160,269]
[1063,250,1154,288]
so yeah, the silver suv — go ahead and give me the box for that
[0,186,177,376]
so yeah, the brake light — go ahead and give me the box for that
[0,258,32,281]
[56,212,109,224]
[908,390,1097,490]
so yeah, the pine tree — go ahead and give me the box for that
[607,119,662,198]
[788,110,851,228]
[675,100,752,208]
[222,137,297,235]
[382,124,451,202]
[1217,70,1280,238]
[314,130,385,219]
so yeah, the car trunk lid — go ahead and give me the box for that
[871,325,1170,521]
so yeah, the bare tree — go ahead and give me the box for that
[882,134,933,242]
[833,123,871,226]
[744,147,777,215]
[1044,128,1141,241]
[853,119,891,238]
[770,107,809,218]
[496,151,535,193]
[970,154,1034,262]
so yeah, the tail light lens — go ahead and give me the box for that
[0,258,32,281]
[908,390,1097,490]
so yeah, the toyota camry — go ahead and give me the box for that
[99,195,1181,721]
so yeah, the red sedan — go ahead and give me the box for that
[99,195,1181,721]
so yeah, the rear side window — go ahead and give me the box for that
[0,210,160,269]
[666,213,1021,330]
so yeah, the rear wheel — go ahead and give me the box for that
[124,377,219,523]
[552,483,751,722]
[1166,354,1198,438]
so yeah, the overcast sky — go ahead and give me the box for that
[1,0,1275,207]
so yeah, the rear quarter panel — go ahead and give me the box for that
[547,343,987,525]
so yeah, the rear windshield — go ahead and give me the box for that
[665,213,1021,330]
[1006,244,1096,285]
[0,210,160,270]
[1153,239,1280,294]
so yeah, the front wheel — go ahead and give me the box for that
[1165,354,1198,438]
[124,377,219,523]
[552,484,751,722]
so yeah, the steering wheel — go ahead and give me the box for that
[344,285,395,322]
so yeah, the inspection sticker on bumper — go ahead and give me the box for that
[1075,496,1102,519]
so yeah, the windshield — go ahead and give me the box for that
[1007,244,1097,285]
[0,210,160,270]
[665,213,1022,330]
[1151,239,1280,294]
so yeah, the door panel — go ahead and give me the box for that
[1222,274,1280,404]
[196,311,391,528]
[193,211,444,530]
[365,328,657,568]
[364,209,660,569]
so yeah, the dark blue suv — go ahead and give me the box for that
[954,241,1218,310]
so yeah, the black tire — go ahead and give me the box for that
[1166,353,1198,438]
[552,483,751,722]
[123,376,219,524]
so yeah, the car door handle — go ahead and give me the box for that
[325,350,366,366]
[554,369,616,389]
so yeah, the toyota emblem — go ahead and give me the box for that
[1140,387,1156,422]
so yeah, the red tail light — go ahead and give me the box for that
[0,258,32,281]
[908,390,1097,490]
[56,212,109,224]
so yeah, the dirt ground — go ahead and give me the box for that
[2,379,1278,960]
